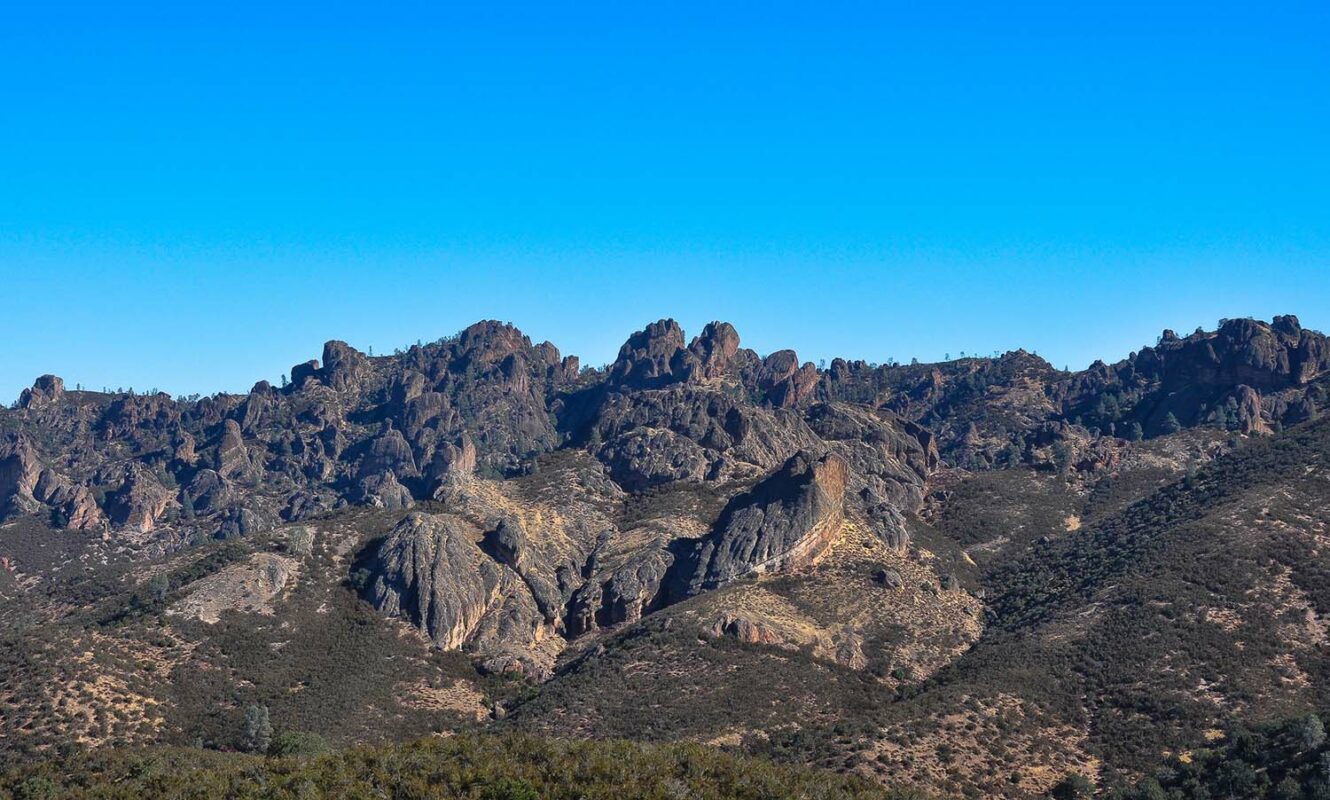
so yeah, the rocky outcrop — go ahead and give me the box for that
[357,426,419,481]
[1235,385,1268,434]
[33,470,105,530]
[352,470,414,511]
[320,340,370,393]
[106,464,175,533]
[606,319,688,390]
[707,612,868,670]
[1064,315,1330,436]
[590,386,822,490]
[17,375,64,409]
[804,403,936,510]
[681,451,849,595]
[427,435,477,488]
[364,513,508,651]
[184,469,231,516]
[169,552,300,623]
[2,314,1324,554]
[682,322,741,383]
[0,434,43,518]
[216,419,253,480]
[758,351,820,408]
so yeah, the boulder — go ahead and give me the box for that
[874,567,905,590]
[290,359,321,389]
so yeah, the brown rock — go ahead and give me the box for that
[607,319,687,389]
[321,340,369,392]
[217,419,252,479]
[685,322,741,382]
[0,434,43,517]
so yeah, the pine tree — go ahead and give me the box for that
[1051,441,1074,474]
[242,705,272,753]
[1162,412,1182,434]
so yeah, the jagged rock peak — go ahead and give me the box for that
[321,340,370,392]
[456,320,542,364]
[685,321,741,382]
[18,375,65,409]
[607,319,688,389]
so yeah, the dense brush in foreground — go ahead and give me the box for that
[0,734,926,800]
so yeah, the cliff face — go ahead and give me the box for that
[681,451,848,595]
[364,513,509,651]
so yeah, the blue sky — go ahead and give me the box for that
[2,0,1327,399]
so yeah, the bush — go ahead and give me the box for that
[482,777,540,800]
[267,731,331,758]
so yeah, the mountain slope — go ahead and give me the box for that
[3,313,1330,798]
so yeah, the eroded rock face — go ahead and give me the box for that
[759,352,820,408]
[217,420,252,480]
[1,314,1323,570]
[590,386,822,490]
[606,319,688,390]
[352,471,414,511]
[682,451,849,595]
[18,375,64,409]
[682,322,741,383]
[0,434,43,518]
[364,513,510,651]
[706,612,868,670]
[107,464,175,533]
[321,340,369,393]
[805,403,936,510]
[1063,315,1330,436]
[33,470,106,531]
[428,435,476,487]
[1235,385,1267,434]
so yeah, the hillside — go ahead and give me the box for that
[3,314,1330,798]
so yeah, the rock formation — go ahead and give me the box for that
[364,513,509,651]
[681,451,849,595]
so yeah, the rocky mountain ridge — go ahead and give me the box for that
[7,315,1323,545]
[4,313,1330,798]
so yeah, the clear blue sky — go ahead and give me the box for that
[2,1,1327,400]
